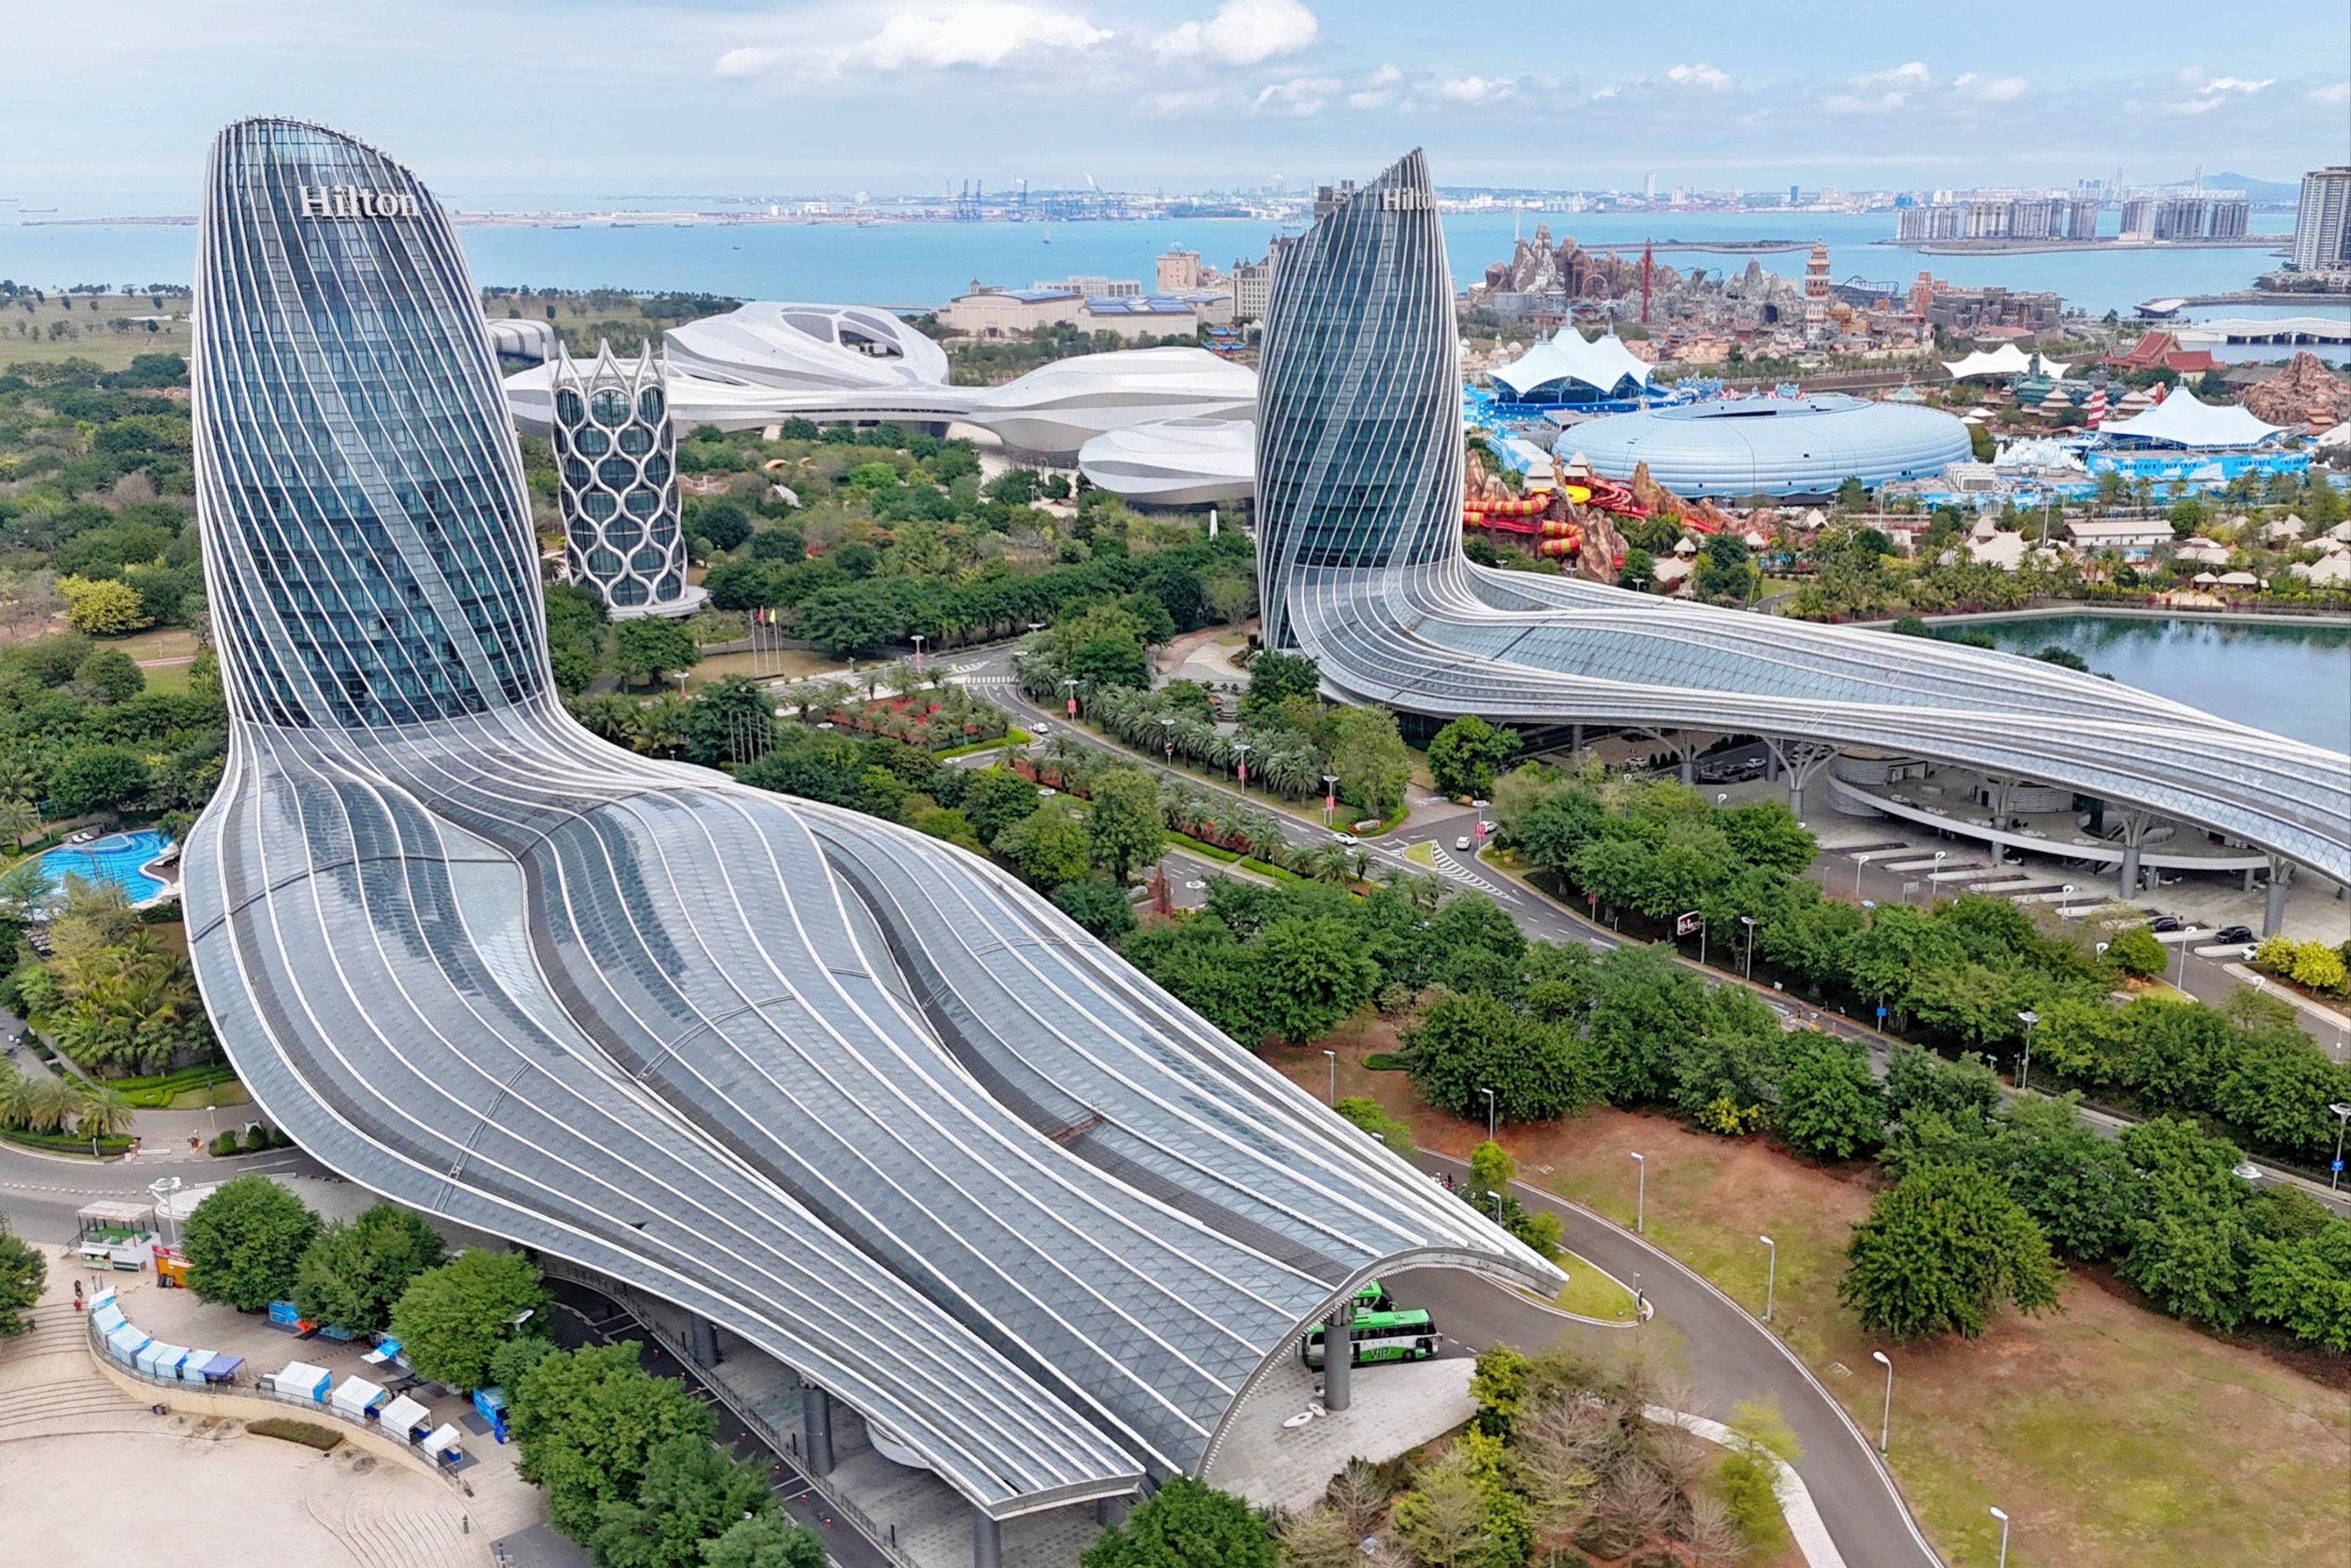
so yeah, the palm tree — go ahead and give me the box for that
[0,855,54,923]
[0,794,40,851]
[22,1075,77,1135]
[74,1083,133,1138]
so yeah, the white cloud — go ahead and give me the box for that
[2163,69,2275,113]
[855,5,1110,71]
[1855,60,1931,87]
[1953,72,2029,101]
[1156,0,1318,67]
[1433,74,1517,103]
[713,45,780,78]
[1143,87,1221,116]
[1666,62,1731,90]
[1826,91,1906,114]
[2313,80,2351,104]
[1254,74,1339,114]
[1366,63,1401,87]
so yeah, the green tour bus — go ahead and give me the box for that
[1354,1279,1393,1313]
[1301,1308,1439,1369]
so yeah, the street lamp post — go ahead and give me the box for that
[2329,1102,2351,1193]
[1160,716,1176,768]
[2015,1009,2039,1092]
[1871,1350,1893,1455]
[1322,774,1339,828]
[1629,1151,1645,1233]
[1060,677,1079,719]
[1988,1507,2010,1568]
[1231,740,1251,791]
[1740,914,1758,982]
[1758,1233,1776,1322]
[910,633,925,665]
[1853,851,1872,897]
[1480,1086,1496,1143]
[1322,1049,1336,1106]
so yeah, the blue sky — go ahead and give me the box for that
[11,0,2348,201]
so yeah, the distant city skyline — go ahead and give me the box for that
[5,0,2346,204]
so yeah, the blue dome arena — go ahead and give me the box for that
[1558,394,1971,498]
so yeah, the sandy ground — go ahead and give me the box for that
[0,1271,495,1568]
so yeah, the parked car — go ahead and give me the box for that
[2149,915,2183,933]
[1453,835,1472,851]
[2214,924,2253,945]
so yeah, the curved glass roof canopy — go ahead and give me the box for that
[1257,152,2351,885]
[183,119,1560,1520]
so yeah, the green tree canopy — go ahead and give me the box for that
[1425,714,1520,800]
[1332,1096,1415,1157]
[590,1432,775,1568]
[1051,879,1138,944]
[1774,1034,1885,1161]
[1241,650,1319,719]
[699,1513,828,1568]
[1081,1477,1274,1568]
[1839,1164,2062,1340]
[1084,766,1165,882]
[1404,990,1593,1125]
[1251,916,1379,1046]
[2104,924,2167,979]
[390,1247,548,1391]
[994,795,1091,890]
[293,1200,447,1335]
[1325,704,1412,820]
[512,1341,718,1542]
[0,1215,45,1337]
[182,1173,319,1311]
[613,616,702,687]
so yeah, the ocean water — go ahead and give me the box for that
[0,204,2301,318]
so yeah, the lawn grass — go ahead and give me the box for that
[1267,1028,2351,1568]
[682,648,840,689]
[1552,1250,1639,1323]
[0,291,192,371]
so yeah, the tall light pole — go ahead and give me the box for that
[1231,740,1251,792]
[1988,1506,2009,1568]
[1160,715,1176,769]
[2015,1009,2039,1092]
[1321,1049,1336,1106]
[1741,914,1759,982]
[1871,1349,1894,1455]
[910,633,925,665]
[1758,1233,1776,1322]
[1480,1086,1496,1143]
[2330,1102,2351,1192]
[1323,774,1339,828]
[1853,851,1872,898]
[1060,676,1079,719]
[1629,1151,1646,1233]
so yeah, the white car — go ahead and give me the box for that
[1332,833,1359,845]
[1454,835,1473,851]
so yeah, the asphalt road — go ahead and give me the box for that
[1399,1152,1943,1568]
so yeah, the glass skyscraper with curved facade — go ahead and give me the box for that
[182,119,1558,1564]
[1255,150,2349,900]
[551,340,703,616]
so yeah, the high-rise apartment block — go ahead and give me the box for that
[2292,168,2351,271]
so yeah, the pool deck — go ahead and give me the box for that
[35,830,181,910]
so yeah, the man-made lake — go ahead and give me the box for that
[1930,613,2351,753]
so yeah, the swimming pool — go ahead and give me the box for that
[37,829,174,905]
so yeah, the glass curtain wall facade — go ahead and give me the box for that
[551,341,702,617]
[183,120,1559,1530]
[1254,149,2351,885]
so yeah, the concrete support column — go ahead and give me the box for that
[1322,1307,1352,1412]
[1096,1494,1133,1527]
[2264,856,2291,938]
[973,1509,1002,1568]
[1570,723,1584,755]
[802,1384,834,1477]
[2244,867,2258,893]
[1764,746,1780,782]
[2117,812,2150,900]
[1679,750,1695,786]
[687,1314,718,1370]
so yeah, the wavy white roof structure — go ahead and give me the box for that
[1078,419,1256,505]
[1491,331,1654,399]
[186,119,1548,1540]
[1943,343,2069,381]
[507,345,1256,460]
[2100,392,2284,448]
[664,302,950,391]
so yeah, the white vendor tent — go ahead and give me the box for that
[420,1423,464,1463]
[271,1361,331,1401]
[379,1394,434,1442]
[1493,331,1655,400]
[329,1374,387,1420]
[1943,344,2071,381]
